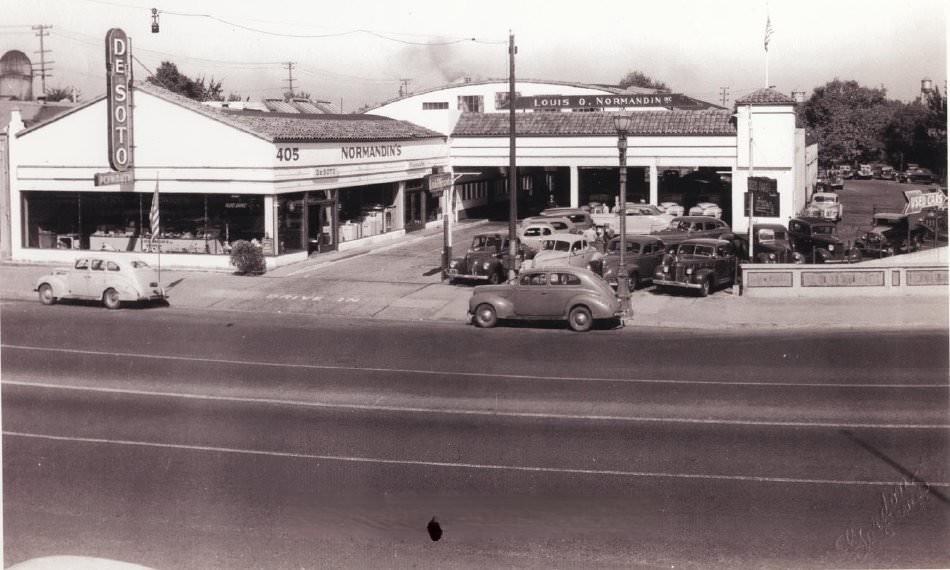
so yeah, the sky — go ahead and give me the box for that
[1,0,947,111]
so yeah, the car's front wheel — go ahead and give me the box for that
[102,288,122,310]
[473,303,497,328]
[37,283,55,306]
[568,305,593,332]
[698,278,711,297]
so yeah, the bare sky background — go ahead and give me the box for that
[2,0,946,111]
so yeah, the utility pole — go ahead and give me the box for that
[719,86,730,107]
[32,25,54,96]
[507,32,518,280]
[283,62,295,99]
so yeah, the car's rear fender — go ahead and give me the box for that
[563,293,617,319]
[470,294,516,319]
[35,275,68,296]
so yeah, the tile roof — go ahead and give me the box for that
[137,81,445,143]
[735,88,796,105]
[452,110,736,137]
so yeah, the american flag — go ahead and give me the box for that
[764,15,774,52]
[149,175,160,243]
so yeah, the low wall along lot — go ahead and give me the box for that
[742,261,948,297]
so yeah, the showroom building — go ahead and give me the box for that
[370,79,816,229]
[4,81,451,268]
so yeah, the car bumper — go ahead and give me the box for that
[653,278,702,289]
[445,269,492,281]
[137,288,167,301]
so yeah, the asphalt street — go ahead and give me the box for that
[2,302,948,568]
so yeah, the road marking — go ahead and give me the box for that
[5,430,948,488]
[3,344,946,390]
[4,379,948,430]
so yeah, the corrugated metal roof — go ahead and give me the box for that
[263,99,300,113]
[291,100,323,113]
[452,110,736,137]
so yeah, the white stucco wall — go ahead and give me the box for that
[372,81,668,136]
[7,87,451,265]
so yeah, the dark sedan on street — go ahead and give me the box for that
[468,267,623,332]
[596,235,667,290]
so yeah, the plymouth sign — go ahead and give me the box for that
[105,28,133,172]
[499,93,687,110]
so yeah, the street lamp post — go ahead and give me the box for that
[614,111,632,313]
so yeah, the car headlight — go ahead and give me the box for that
[482,262,491,270]
[663,266,669,273]
[828,245,835,251]
[768,253,776,260]
[685,268,693,275]
[449,260,458,268]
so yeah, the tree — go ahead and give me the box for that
[44,85,79,102]
[883,88,947,177]
[799,79,897,167]
[148,61,224,101]
[618,71,670,92]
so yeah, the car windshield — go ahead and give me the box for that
[607,241,641,253]
[873,217,902,227]
[541,240,571,252]
[812,225,835,235]
[472,236,502,250]
[130,261,150,268]
[676,244,715,257]
[813,196,834,203]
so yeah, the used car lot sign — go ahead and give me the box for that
[106,28,133,172]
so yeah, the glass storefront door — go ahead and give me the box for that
[405,190,425,232]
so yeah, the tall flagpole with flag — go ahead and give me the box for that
[764,11,774,87]
[150,173,161,282]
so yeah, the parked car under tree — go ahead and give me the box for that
[787,217,857,263]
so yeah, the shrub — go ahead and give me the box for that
[229,240,266,275]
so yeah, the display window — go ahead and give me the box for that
[22,191,265,255]
[337,183,397,242]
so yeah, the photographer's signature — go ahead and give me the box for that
[834,469,934,559]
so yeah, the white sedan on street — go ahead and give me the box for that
[34,257,167,309]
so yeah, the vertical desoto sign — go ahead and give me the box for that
[105,28,133,172]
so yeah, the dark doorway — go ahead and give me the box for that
[306,195,337,254]
[405,190,426,232]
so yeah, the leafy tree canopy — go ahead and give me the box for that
[148,61,223,102]
[618,71,670,92]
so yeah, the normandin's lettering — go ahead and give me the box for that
[341,144,403,160]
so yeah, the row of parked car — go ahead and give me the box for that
[451,208,877,331]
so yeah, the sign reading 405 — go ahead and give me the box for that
[276,147,299,161]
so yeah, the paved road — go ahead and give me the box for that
[2,302,948,568]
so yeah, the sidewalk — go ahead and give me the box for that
[2,254,946,331]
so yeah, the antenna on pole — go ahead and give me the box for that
[283,61,296,99]
[32,25,54,96]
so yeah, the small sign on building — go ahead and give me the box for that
[744,176,780,217]
[425,172,453,196]
[94,171,135,186]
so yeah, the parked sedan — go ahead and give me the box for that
[658,201,685,216]
[653,238,739,297]
[688,201,723,218]
[527,234,603,270]
[598,235,667,290]
[34,257,167,309]
[468,267,623,332]
[650,216,732,249]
